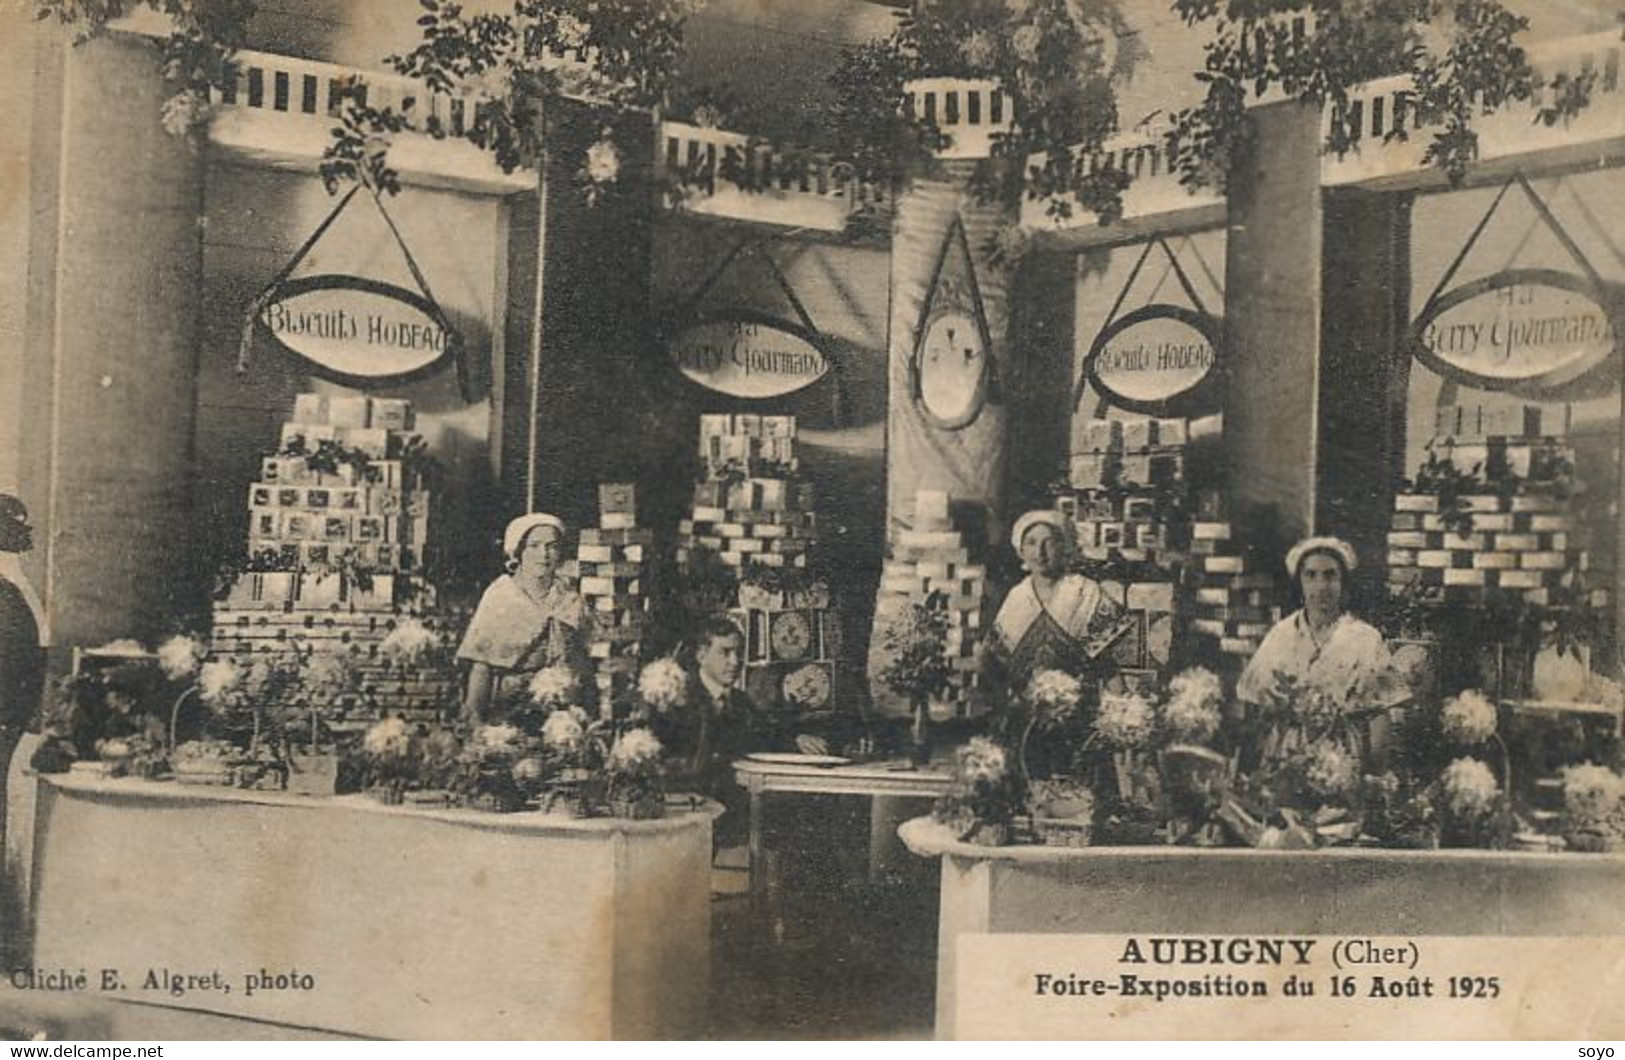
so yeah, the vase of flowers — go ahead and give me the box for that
[934,736,1022,846]
[878,596,957,768]
[457,723,533,813]
[1021,669,1084,786]
[604,727,665,820]
[1559,763,1625,853]
[359,716,420,805]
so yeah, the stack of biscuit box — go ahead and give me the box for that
[210,394,453,732]
[574,483,654,710]
[1062,413,1280,662]
[677,413,816,570]
[678,414,835,712]
[1387,405,1610,611]
[878,490,988,710]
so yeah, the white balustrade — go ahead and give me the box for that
[202,50,533,194]
[659,120,890,233]
[1324,30,1625,186]
[1019,122,1224,233]
[905,77,1013,160]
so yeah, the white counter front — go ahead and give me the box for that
[901,818,1625,1039]
[29,776,720,1039]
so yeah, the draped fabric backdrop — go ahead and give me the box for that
[869,172,1019,717]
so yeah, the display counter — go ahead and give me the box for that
[900,817,1625,1040]
[29,775,721,1040]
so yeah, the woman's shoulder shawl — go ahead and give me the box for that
[457,576,579,669]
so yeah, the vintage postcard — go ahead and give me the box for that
[0,0,1621,1042]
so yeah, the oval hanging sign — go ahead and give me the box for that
[258,275,458,387]
[1412,269,1617,392]
[1084,304,1222,415]
[669,313,830,399]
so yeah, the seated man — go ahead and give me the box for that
[657,617,825,848]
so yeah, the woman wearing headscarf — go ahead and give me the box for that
[458,513,589,724]
[983,510,1125,693]
[1236,536,1409,764]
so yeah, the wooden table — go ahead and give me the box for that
[30,775,721,1039]
[732,758,953,903]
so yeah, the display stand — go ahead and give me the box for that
[900,816,1625,1041]
[30,776,721,1039]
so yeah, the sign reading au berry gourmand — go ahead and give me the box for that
[1411,268,1618,392]
[1084,304,1222,415]
[257,275,461,388]
[668,312,831,399]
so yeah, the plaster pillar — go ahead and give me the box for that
[22,29,207,649]
[1222,100,1325,559]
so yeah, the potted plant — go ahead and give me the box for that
[933,735,1023,846]
[1558,763,1625,853]
[357,716,422,805]
[877,594,957,766]
[603,727,666,820]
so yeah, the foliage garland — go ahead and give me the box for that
[1166,0,1596,193]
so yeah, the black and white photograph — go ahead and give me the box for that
[0,0,1622,1042]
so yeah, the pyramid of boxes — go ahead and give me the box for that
[1387,405,1611,612]
[1187,526,1281,659]
[208,394,454,730]
[1058,413,1279,662]
[1063,415,1200,569]
[677,414,817,572]
[576,483,654,708]
[677,414,835,713]
[877,490,987,710]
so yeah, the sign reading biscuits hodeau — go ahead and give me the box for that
[1411,268,1618,392]
[668,312,831,399]
[257,275,460,388]
[1084,304,1223,415]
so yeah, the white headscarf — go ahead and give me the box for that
[503,512,567,562]
[1010,510,1075,554]
[1285,536,1358,579]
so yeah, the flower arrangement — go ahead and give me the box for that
[1093,691,1157,751]
[878,594,958,762]
[1440,690,1498,746]
[358,716,422,803]
[1161,667,1223,744]
[636,657,687,716]
[528,665,580,710]
[933,736,1025,845]
[876,595,957,706]
[603,727,665,819]
[1559,764,1625,851]
[541,707,589,755]
[157,634,206,683]
[380,619,438,663]
[1027,670,1083,725]
[452,723,533,812]
[1302,741,1360,800]
[1441,757,1501,820]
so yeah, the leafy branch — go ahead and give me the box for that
[1167,0,1594,192]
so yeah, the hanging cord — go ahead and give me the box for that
[1416,175,1517,320]
[1513,172,1608,293]
[237,185,476,402]
[760,246,844,426]
[237,184,362,376]
[1073,236,1215,412]
[368,190,478,402]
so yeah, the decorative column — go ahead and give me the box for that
[1222,99,1325,555]
[884,169,1020,547]
[871,104,1024,717]
[21,27,207,650]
